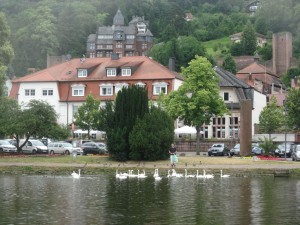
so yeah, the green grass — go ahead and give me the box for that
[203,37,231,58]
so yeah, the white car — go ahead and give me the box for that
[21,139,48,154]
[292,145,300,161]
[0,140,17,153]
[48,142,83,155]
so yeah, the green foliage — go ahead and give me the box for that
[257,43,272,61]
[285,88,300,130]
[230,42,243,56]
[259,97,284,137]
[164,56,228,154]
[129,107,173,161]
[107,86,149,161]
[0,98,64,151]
[150,36,206,72]
[222,54,236,74]
[258,137,277,156]
[281,68,300,88]
[240,23,257,56]
[74,94,100,139]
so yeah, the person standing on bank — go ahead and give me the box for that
[169,143,177,168]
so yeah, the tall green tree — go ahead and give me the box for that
[129,106,174,161]
[285,88,300,130]
[222,54,236,74]
[107,86,149,161]
[240,22,257,56]
[164,56,228,155]
[0,12,14,97]
[259,97,284,139]
[74,94,100,140]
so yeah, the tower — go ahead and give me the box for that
[272,32,293,76]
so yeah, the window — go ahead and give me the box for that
[122,68,131,76]
[97,51,103,57]
[89,43,95,50]
[126,35,135,40]
[224,92,229,101]
[100,84,113,96]
[106,45,113,49]
[142,43,148,49]
[42,89,53,96]
[126,44,133,49]
[135,82,146,88]
[153,82,168,95]
[126,51,134,56]
[25,89,35,96]
[89,52,95,58]
[97,45,103,50]
[114,83,128,94]
[72,85,85,96]
[116,42,123,48]
[72,105,79,116]
[77,69,87,78]
[106,68,117,76]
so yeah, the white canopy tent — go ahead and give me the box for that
[174,126,204,139]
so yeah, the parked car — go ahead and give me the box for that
[81,142,107,155]
[252,146,263,155]
[48,142,83,155]
[274,143,294,157]
[208,143,229,156]
[21,139,48,154]
[230,144,240,156]
[0,140,17,153]
[292,145,300,161]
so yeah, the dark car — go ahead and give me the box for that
[208,143,229,156]
[81,142,107,155]
[274,143,294,157]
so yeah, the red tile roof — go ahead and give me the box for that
[237,62,277,77]
[12,56,180,83]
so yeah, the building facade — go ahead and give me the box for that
[10,55,182,126]
[86,10,153,58]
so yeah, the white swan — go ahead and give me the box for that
[71,169,81,179]
[220,170,230,178]
[167,170,172,178]
[196,170,204,178]
[137,170,147,178]
[203,170,214,179]
[172,169,183,177]
[185,169,195,178]
[116,170,127,179]
[154,169,162,181]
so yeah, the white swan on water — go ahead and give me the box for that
[115,170,127,179]
[137,170,147,178]
[71,169,81,178]
[196,170,204,178]
[203,170,214,179]
[185,169,195,178]
[220,170,230,178]
[153,169,162,180]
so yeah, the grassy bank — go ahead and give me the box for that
[0,154,300,176]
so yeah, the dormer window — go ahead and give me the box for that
[71,84,85,96]
[106,68,117,76]
[153,82,168,95]
[122,68,131,76]
[77,69,87,78]
[115,83,129,94]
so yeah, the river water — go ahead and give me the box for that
[0,171,299,225]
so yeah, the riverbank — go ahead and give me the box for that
[0,153,300,177]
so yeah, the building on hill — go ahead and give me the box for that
[86,9,153,59]
[236,61,286,106]
[229,32,267,47]
[9,55,182,126]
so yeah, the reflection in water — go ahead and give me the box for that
[0,173,300,224]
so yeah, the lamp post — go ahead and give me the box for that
[284,102,287,159]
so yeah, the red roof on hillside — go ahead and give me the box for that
[13,56,181,83]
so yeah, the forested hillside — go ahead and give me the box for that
[0,0,299,76]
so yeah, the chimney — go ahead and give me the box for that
[168,57,175,71]
[111,53,119,60]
